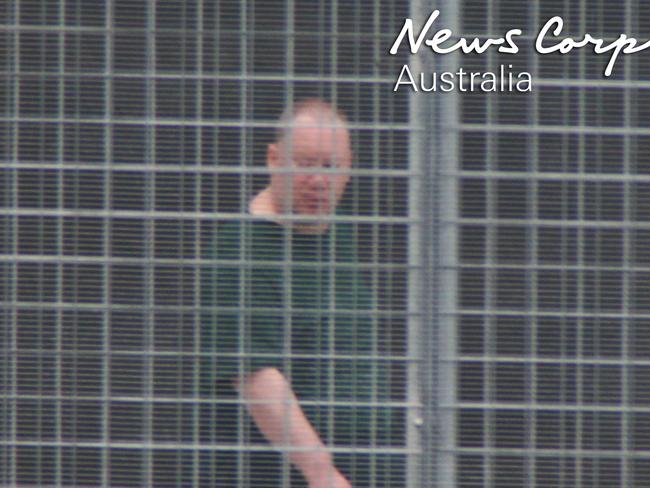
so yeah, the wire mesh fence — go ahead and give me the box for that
[3,0,650,487]
[1,0,415,486]
[429,0,650,487]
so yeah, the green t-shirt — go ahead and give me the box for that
[201,218,390,447]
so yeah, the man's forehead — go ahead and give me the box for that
[283,113,348,136]
[279,128,351,161]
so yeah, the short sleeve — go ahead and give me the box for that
[201,221,287,393]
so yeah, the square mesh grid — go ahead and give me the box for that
[4,0,645,486]
[0,1,416,486]
[429,0,650,487]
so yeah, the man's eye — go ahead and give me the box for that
[295,159,339,169]
[296,159,318,167]
[317,160,336,169]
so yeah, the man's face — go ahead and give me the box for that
[269,118,352,216]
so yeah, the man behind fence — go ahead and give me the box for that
[201,99,394,487]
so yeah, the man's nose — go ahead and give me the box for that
[311,173,330,189]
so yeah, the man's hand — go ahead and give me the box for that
[308,467,352,488]
[237,368,353,487]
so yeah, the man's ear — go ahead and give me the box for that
[267,143,279,168]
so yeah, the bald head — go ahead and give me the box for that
[275,98,349,145]
[264,99,352,220]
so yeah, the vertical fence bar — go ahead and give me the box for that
[55,1,65,485]
[0,3,16,481]
[422,1,461,487]
[406,3,426,486]
[193,0,204,485]
[621,2,632,487]
[9,0,20,484]
[237,4,249,485]
[527,4,540,487]
[144,1,156,485]
[102,1,113,485]
[284,3,296,486]
[574,0,587,484]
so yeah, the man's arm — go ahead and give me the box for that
[236,367,352,488]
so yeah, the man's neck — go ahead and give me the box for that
[249,188,330,234]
